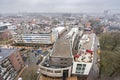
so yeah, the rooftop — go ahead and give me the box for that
[53,26,65,34]
[82,34,93,50]
[72,33,96,75]
[14,27,52,34]
[0,48,17,62]
[51,38,72,58]
[74,33,95,63]
[0,22,11,27]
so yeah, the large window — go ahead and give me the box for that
[47,69,53,73]
[76,64,86,74]
[55,70,61,73]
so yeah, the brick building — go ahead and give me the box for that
[0,48,24,80]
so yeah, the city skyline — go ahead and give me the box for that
[0,0,120,13]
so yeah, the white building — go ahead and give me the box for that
[39,27,79,77]
[72,33,99,80]
[12,29,58,44]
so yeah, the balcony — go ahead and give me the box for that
[3,68,17,80]
[6,75,11,80]
[0,67,7,76]
[1,60,11,68]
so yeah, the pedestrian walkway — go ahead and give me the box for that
[15,66,26,80]
[40,75,77,80]
[67,76,77,80]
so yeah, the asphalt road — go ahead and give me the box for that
[86,35,100,80]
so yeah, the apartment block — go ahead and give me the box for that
[0,48,24,80]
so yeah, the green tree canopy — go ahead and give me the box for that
[99,32,120,78]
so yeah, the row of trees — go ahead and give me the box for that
[99,32,120,78]
[89,19,104,34]
[21,66,38,80]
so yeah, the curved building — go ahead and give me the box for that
[39,27,79,77]
[39,39,73,77]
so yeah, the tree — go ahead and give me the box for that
[110,32,120,51]
[99,32,120,78]
[89,19,104,34]
[21,66,38,80]
[99,32,120,51]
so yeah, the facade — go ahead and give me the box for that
[0,48,24,80]
[39,39,73,77]
[12,29,59,44]
[50,39,73,67]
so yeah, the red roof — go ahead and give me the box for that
[74,54,80,58]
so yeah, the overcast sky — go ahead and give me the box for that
[0,0,120,13]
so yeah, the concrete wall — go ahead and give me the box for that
[50,57,73,67]
[40,65,72,77]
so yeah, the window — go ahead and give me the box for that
[83,64,86,67]
[40,67,45,71]
[47,69,53,73]
[65,58,67,60]
[55,70,61,73]
[61,63,63,64]
[60,58,67,61]
[17,58,20,61]
[60,58,63,60]
[64,63,67,65]
[76,64,86,74]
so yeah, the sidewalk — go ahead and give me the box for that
[40,75,77,80]
[15,66,26,80]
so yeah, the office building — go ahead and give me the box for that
[12,26,67,44]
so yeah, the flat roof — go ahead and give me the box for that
[65,28,78,39]
[54,27,65,33]
[0,48,16,61]
[72,33,96,75]
[51,39,72,58]
[83,34,93,50]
